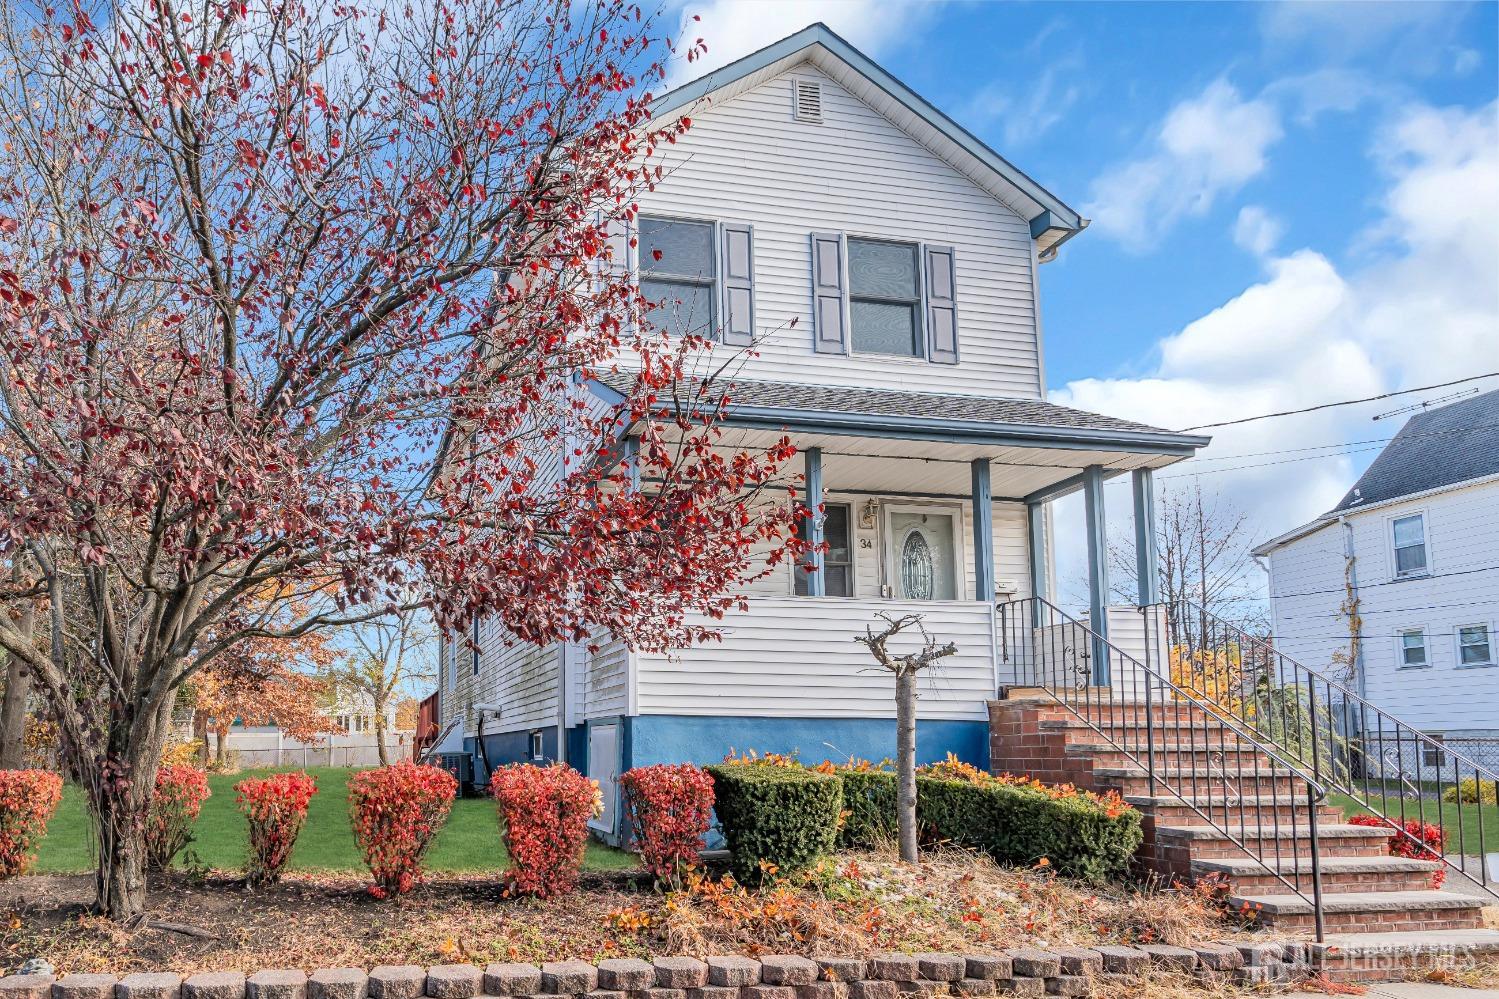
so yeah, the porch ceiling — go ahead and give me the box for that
[714,427,1176,502]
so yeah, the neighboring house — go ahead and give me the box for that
[221,691,410,768]
[434,24,1209,834]
[1253,389,1499,768]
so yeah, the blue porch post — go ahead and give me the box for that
[1131,468,1160,605]
[1083,465,1111,687]
[804,447,825,596]
[971,459,994,603]
[1026,501,1048,627]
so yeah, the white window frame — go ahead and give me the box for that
[636,213,720,339]
[793,499,856,598]
[1395,627,1430,669]
[1387,510,1430,580]
[1455,622,1495,668]
[529,730,545,760]
[880,501,967,601]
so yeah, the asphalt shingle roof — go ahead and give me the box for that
[591,370,1184,438]
[1332,388,1499,512]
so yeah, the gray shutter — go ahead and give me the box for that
[720,222,755,346]
[923,244,959,365]
[810,232,847,354]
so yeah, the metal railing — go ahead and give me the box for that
[1145,600,1498,903]
[997,596,1330,940]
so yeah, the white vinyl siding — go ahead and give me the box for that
[633,65,1043,398]
[634,598,996,720]
[1263,479,1499,734]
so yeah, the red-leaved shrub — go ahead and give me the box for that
[0,769,64,880]
[621,763,714,888]
[490,763,601,898]
[236,771,318,885]
[1350,812,1447,887]
[348,762,456,898]
[146,764,211,870]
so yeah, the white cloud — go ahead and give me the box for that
[1083,81,1283,252]
[662,1,939,88]
[958,48,1084,148]
[1232,205,1285,257]
[1051,100,1499,600]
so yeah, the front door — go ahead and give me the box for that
[884,506,962,600]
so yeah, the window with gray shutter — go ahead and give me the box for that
[923,245,959,364]
[810,232,848,354]
[848,237,922,358]
[720,222,755,345]
[640,216,716,338]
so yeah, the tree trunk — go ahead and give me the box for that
[215,722,230,769]
[374,710,389,766]
[895,667,918,863]
[0,599,35,769]
[195,713,210,767]
[89,699,172,920]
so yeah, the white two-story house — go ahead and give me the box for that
[1253,389,1499,770]
[432,24,1208,835]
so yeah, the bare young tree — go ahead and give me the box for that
[854,613,957,863]
[1108,480,1268,643]
[331,606,436,766]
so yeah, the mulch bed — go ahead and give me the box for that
[1,852,1256,977]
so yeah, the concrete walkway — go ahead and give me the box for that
[1286,985,1498,998]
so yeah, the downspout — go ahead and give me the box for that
[1338,516,1367,701]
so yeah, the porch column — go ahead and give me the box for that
[804,447,825,597]
[623,436,641,492]
[1082,464,1111,686]
[1026,502,1048,604]
[971,459,994,603]
[1131,468,1160,605]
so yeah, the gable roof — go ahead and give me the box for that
[1253,388,1499,556]
[1332,388,1499,513]
[650,23,1084,258]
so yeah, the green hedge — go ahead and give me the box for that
[915,775,1142,883]
[833,769,898,849]
[706,764,842,881]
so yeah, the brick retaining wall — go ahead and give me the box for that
[0,944,1317,999]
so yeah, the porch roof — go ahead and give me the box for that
[588,371,1208,455]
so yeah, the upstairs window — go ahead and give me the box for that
[1391,514,1427,577]
[794,503,852,597]
[640,216,716,338]
[1399,629,1428,668]
[1458,624,1493,667]
[848,238,922,358]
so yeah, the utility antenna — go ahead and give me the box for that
[1373,387,1480,421]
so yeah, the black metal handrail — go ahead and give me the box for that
[1144,599,1498,903]
[997,597,1329,941]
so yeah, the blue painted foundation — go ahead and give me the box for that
[628,715,988,770]
[466,727,558,786]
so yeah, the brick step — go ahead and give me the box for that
[1095,766,1304,797]
[1129,795,1345,827]
[1229,889,1486,934]
[1309,929,1499,983]
[1192,855,1443,893]
[1063,743,1272,770]
[1153,823,1393,859]
[1041,717,1252,745]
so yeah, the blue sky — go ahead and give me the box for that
[666,0,1499,605]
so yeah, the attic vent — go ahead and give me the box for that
[793,79,823,123]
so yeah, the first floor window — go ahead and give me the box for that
[1399,629,1428,667]
[1392,514,1428,577]
[795,502,852,597]
[1458,624,1493,666]
[848,238,922,357]
[640,216,716,337]
[1423,736,1446,769]
[530,731,545,760]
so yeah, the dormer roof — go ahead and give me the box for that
[651,23,1085,258]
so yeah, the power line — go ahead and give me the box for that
[1266,564,1499,602]
[1181,424,1499,466]
[1176,373,1499,432]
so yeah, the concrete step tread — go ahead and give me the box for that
[1229,890,1485,915]
[1126,793,1337,807]
[1193,855,1442,875]
[1065,741,1267,755]
[1154,823,1391,841]
[1094,765,1295,778]
[1309,929,1499,958]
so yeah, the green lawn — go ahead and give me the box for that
[1331,792,1499,856]
[33,767,637,875]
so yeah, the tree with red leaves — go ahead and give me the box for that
[0,0,799,919]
